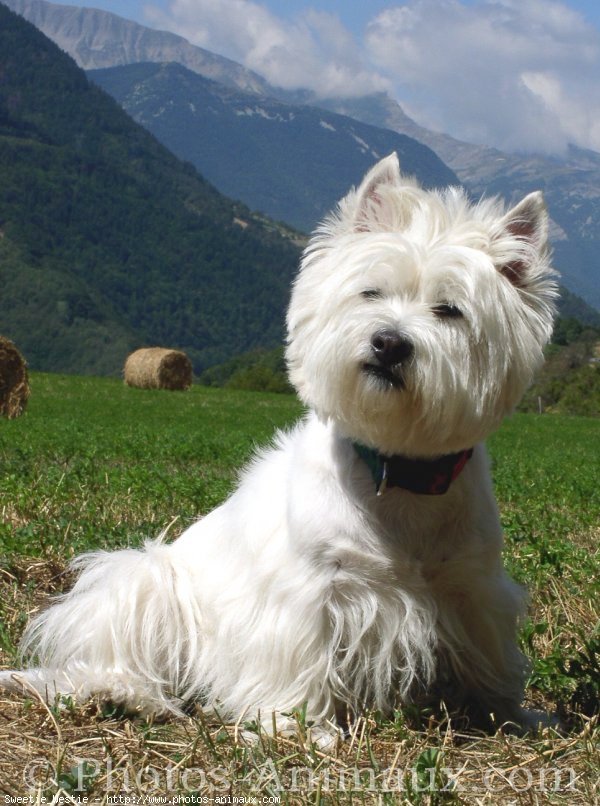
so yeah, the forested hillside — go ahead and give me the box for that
[0,4,300,374]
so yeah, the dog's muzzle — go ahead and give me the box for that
[363,329,414,389]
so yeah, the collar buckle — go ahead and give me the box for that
[376,461,389,496]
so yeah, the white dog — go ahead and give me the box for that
[2,154,556,743]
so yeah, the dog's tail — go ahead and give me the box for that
[1,539,203,715]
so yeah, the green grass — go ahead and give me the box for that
[0,373,598,802]
[488,415,600,717]
[489,412,599,595]
[0,373,303,556]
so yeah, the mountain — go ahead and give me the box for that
[87,62,459,233]
[7,0,598,311]
[0,3,302,375]
[3,0,272,94]
[0,7,595,389]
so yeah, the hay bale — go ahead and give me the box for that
[0,336,30,419]
[124,347,193,391]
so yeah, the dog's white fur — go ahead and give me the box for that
[1,155,556,742]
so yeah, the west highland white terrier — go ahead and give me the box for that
[2,154,557,744]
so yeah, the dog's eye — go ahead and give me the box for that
[361,289,383,300]
[432,303,463,318]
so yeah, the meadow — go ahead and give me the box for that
[0,373,598,803]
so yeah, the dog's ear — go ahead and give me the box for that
[497,192,549,288]
[352,153,406,231]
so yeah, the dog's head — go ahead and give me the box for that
[286,154,557,456]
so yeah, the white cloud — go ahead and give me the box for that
[144,0,390,97]
[366,0,600,153]
[145,0,600,154]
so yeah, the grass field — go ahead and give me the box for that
[0,373,598,803]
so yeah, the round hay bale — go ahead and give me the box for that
[0,336,30,419]
[124,347,193,391]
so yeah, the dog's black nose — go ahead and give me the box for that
[371,330,414,367]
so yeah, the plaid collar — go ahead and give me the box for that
[353,442,473,496]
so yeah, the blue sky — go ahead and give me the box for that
[50,0,600,35]
[41,1,600,153]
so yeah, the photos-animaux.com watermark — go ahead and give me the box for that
[18,756,582,798]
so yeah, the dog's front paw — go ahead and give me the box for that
[306,722,343,753]
[238,713,342,753]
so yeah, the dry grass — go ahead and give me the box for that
[0,686,597,803]
[0,553,598,804]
